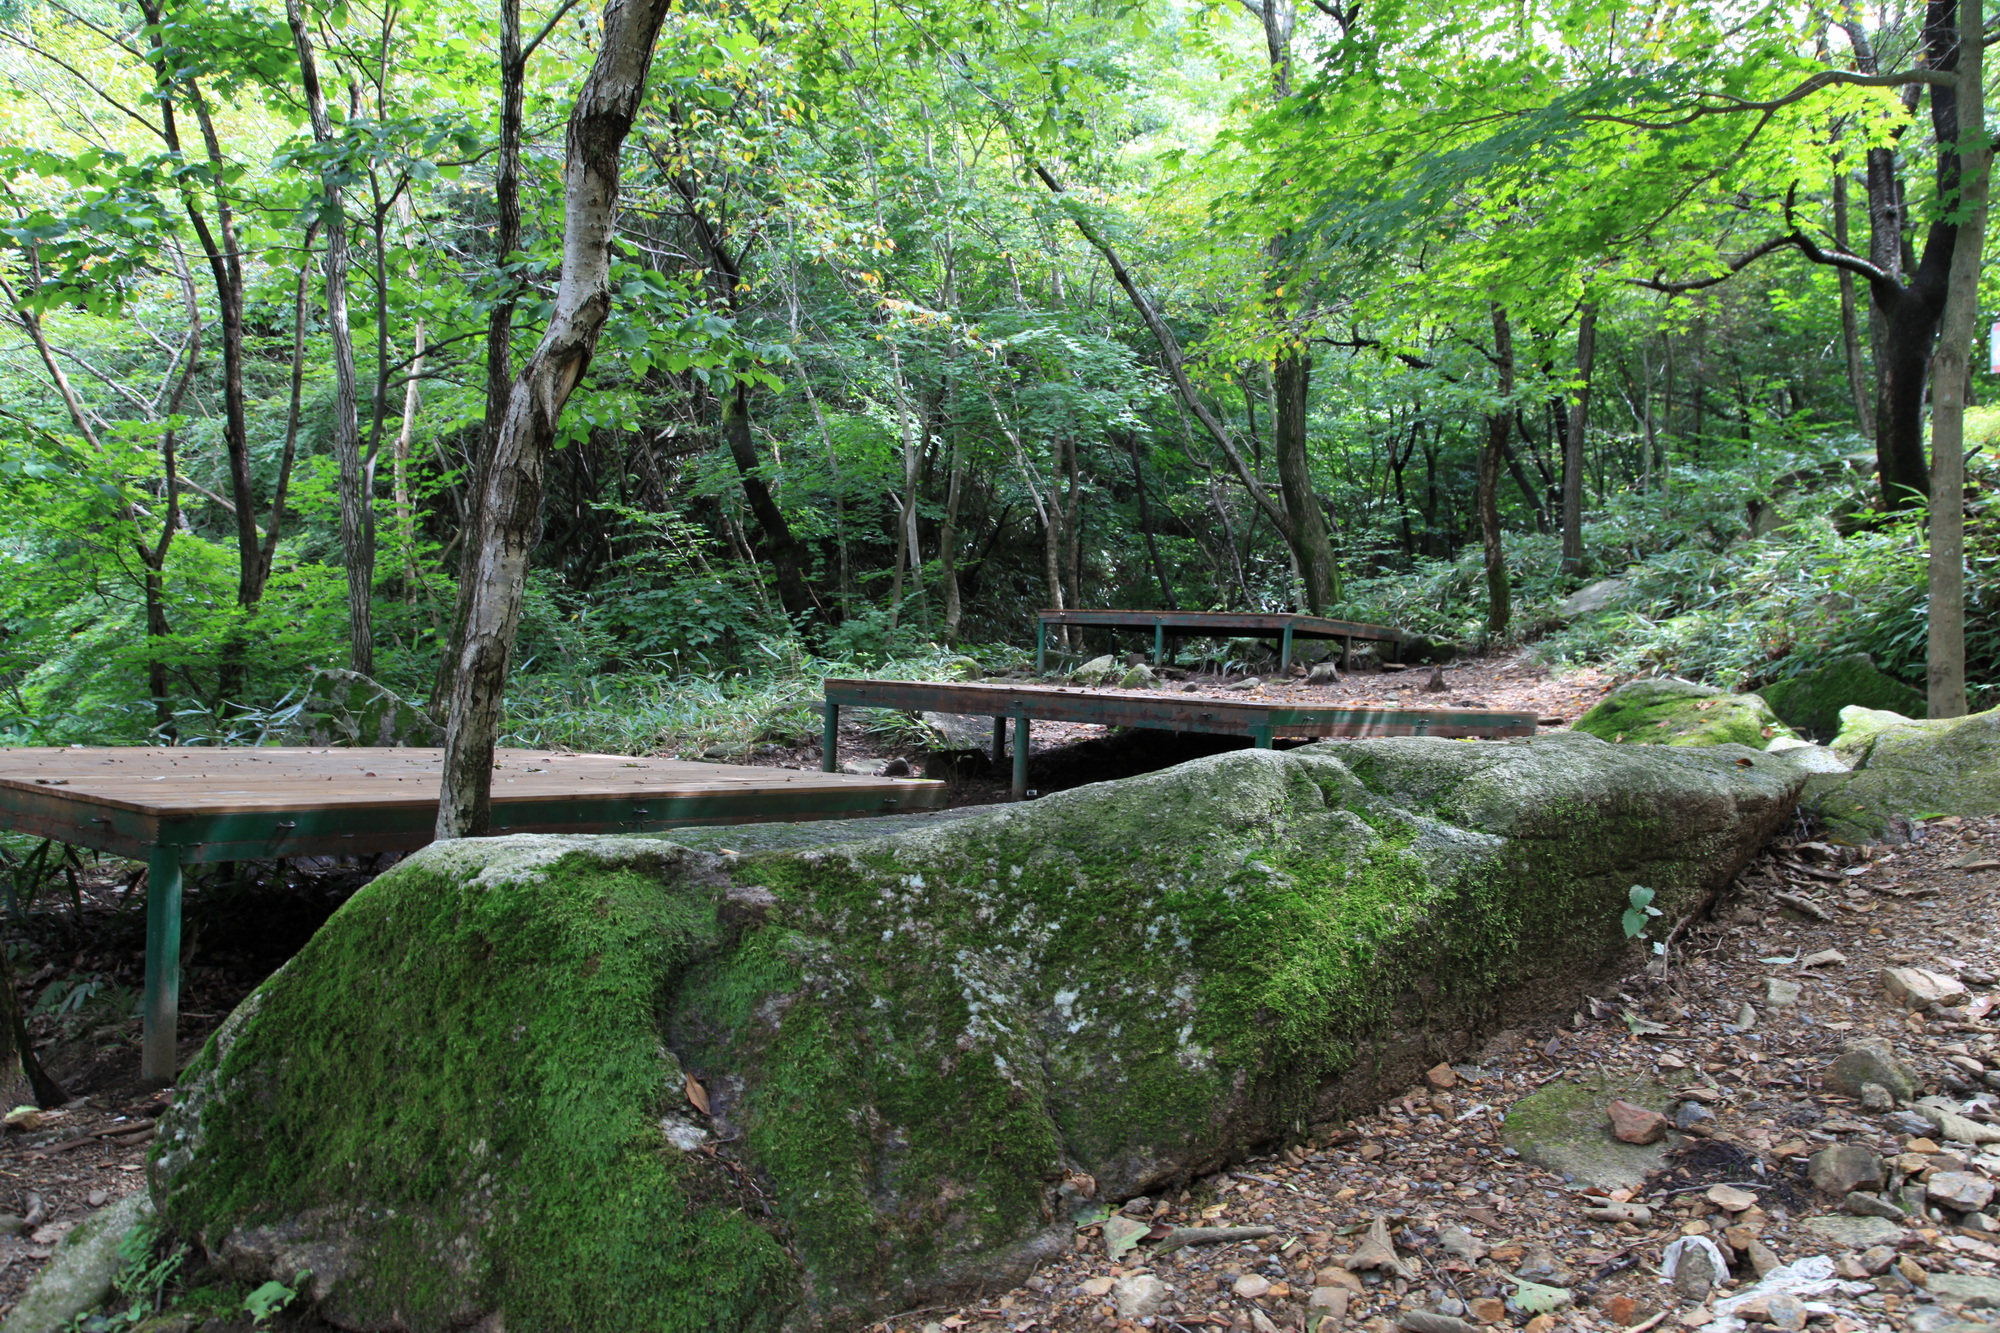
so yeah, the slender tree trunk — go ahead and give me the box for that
[1833,174,1877,438]
[939,429,966,642]
[436,0,675,839]
[1482,304,1514,636]
[261,225,317,589]
[1272,351,1336,611]
[721,381,813,622]
[1127,435,1178,609]
[394,320,426,590]
[287,0,374,676]
[436,0,524,712]
[1928,0,1985,719]
[0,942,64,1109]
[1560,304,1597,576]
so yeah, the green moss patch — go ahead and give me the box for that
[152,736,1803,1332]
[1573,679,1795,749]
[1762,655,1925,741]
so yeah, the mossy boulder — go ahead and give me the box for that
[289,669,441,748]
[1761,654,1926,741]
[1807,704,2000,840]
[1572,678,1797,749]
[150,734,1803,1333]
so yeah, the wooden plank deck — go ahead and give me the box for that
[0,747,944,1084]
[1035,608,1423,671]
[821,677,1537,800]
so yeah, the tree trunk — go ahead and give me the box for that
[720,381,814,622]
[1272,350,1336,611]
[1126,435,1178,610]
[1560,304,1597,576]
[394,319,426,592]
[287,0,375,676]
[939,429,966,641]
[1482,304,1514,636]
[0,941,64,1109]
[435,0,524,713]
[1927,0,1985,719]
[436,0,676,839]
[1833,174,1877,437]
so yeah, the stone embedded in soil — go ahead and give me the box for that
[1764,977,1801,1007]
[1572,679,1797,749]
[1607,1098,1668,1144]
[1503,1076,1680,1190]
[1808,1144,1885,1195]
[1707,1184,1757,1212]
[1882,966,1972,1009]
[1425,1062,1457,1091]
[1861,1083,1896,1112]
[1825,1037,1918,1102]
[145,736,1806,1333]
[1929,1274,2000,1308]
[1112,1274,1167,1320]
[1927,1171,1997,1211]
[1233,1273,1272,1299]
[1803,1214,1908,1248]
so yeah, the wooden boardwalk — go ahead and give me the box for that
[822,678,1537,797]
[1036,608,1423,672]
[0,747,943,1083]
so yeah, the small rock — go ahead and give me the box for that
[0,1214,27,1236]
[1674,1101,1715,1131]
[1736,1002,1758,1029]
[1668,1243,1720,1302]
[1584,1202,1654,1224]
[1844,1190,1907,1220]
[1080,1276,1116,1297]
[1859,1245,1898,1274]
[1916,1100,2000,1145]
[1307,661,1341,685]
[1928,1171,1998,1211]
[1928,1273,2000,1307]
[1514,1250,1574,1285]
[1234,1273,1272,1299]
[1113,1273,1168,1320]
[1900,1255,1931,1287]
[1802,1214,1907,1247]
[1607,1099,1667,1145]
[1606,1295,1639,1326]
[1708,1184,1757,1212]
[1315,1268,1366,1292]
[1224,677,1262,692]
[1882,967,1972,1009]
[1116,664,1157,691]
[85,1190,106,1208]
[1745,1239,1782,1277]
[1426,1063,1458,1091]
[1764,1293,1809,1331]
[1802,948,1847,968]
[1468,1297,1507,1324]
[1809,1144,1885,1195]
[1764,977,1802,1008]
[1311,1287,1352,1315]
[1827,1038,1918,1102]
[1439,1226,1487,1262]
[1861,1083,1897,1112]
[1399,1316,1480,1333]
[1249,1310,1282,1333]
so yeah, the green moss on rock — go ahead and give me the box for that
[1806,704,2000,840]
[1572,679,1796,749]
[152,735,1803,1332]
[1762,655,1925,742]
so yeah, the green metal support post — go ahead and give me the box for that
[1011,715,1030,800]
[142,844,183,1085]
[821,702,839,772]
[991,715,1007,766]
[1153,621,1164,666]
[1035,619,1047,675]
[1253,725,1275,750]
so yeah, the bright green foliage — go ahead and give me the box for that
[1620,885,1658,940]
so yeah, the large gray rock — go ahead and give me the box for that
[1558,578,1632,620]
[1811,704,2000,839]
[1824,1038,1918,1102]
[150,734,1803,1333]
[0,1194,152,1333]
